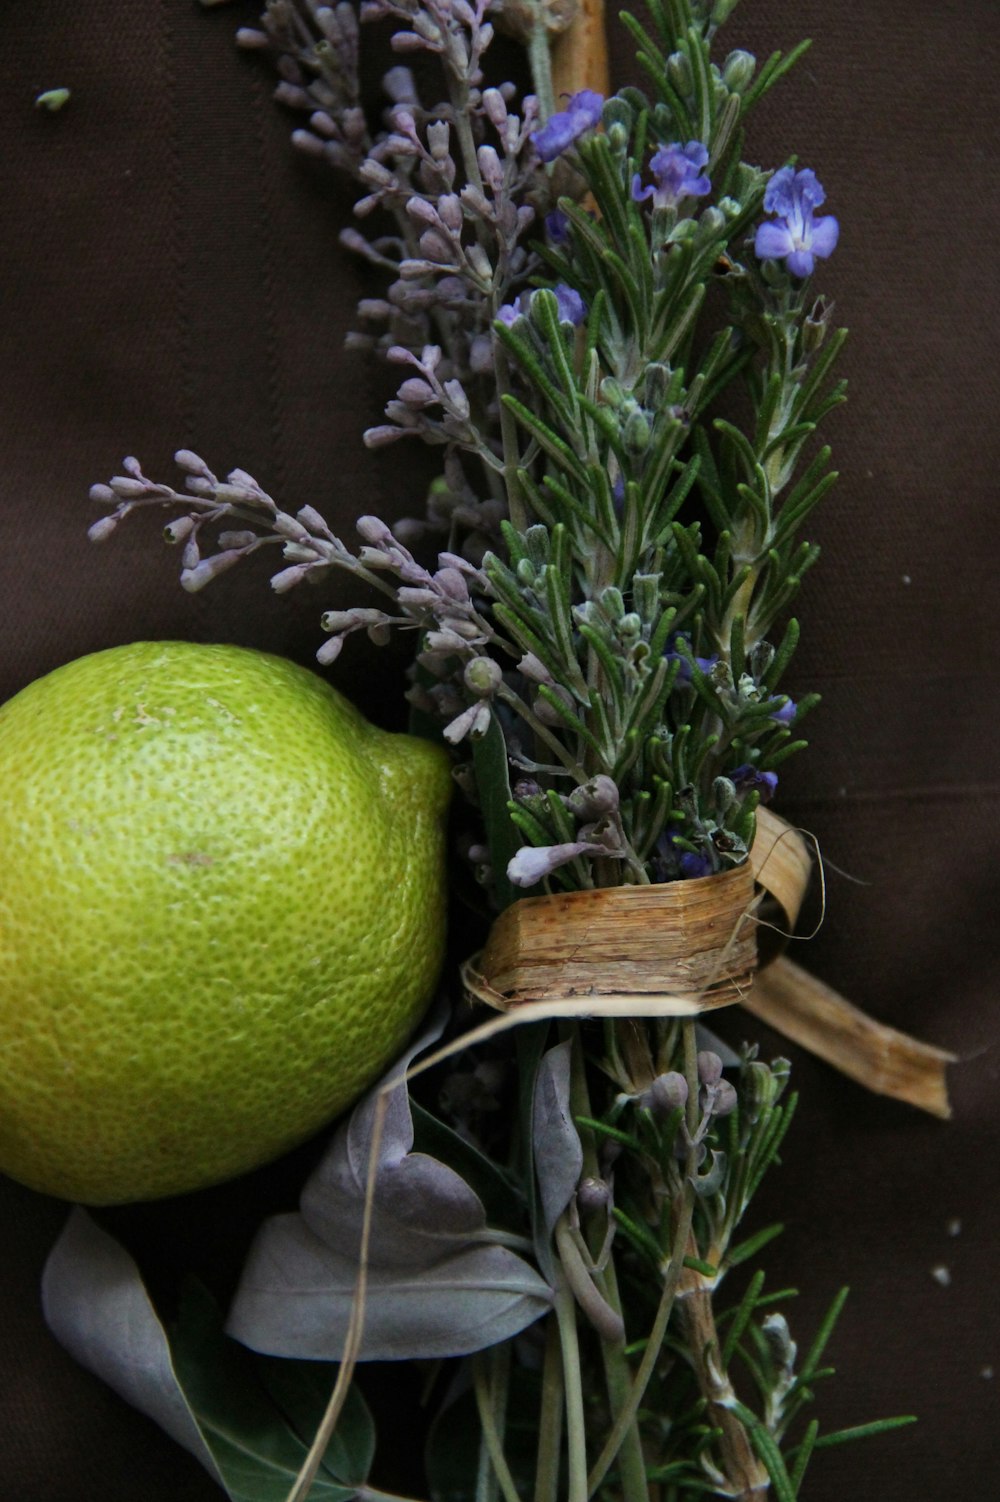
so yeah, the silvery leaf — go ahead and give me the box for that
[227,1006,552,1362]
[531,1040,583,1239]
[42,1208,377,1500]
[229,1214,550,1361]
[42,1206,223,1484]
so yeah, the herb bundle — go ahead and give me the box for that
[67,1,920,1497]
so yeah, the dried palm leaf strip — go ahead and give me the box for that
[469,858,758,1016]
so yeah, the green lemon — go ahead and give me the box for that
[0,641,451,1204]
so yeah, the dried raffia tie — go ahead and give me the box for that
[464,806,956,1118]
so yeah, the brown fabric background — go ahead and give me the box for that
[2,2,997,1497]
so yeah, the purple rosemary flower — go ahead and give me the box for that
[679,848,714,879]
[665,633,718,683]
[632,141,711,210]
[770,696,797,725]
[729,764,778,804]
[544,209,571,244]
[508,839,606,887]
[553,283,586,325]
[496,294,528,326]
[530,90,603,163]
[497,284,585,328]
[754,167,839,278]
[650,829,714,882]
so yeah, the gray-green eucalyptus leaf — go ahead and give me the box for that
[41,1208,377,1501]
[227,1008,552,1361]
[531,1040,583,1240]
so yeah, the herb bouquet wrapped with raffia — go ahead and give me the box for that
[34,2,959,1498]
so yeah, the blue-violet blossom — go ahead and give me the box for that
[497,283,585,328]
[553,283,586,325]
[754,167,839,278]
[632,141,712,210]
[531,90,603,163]
[665,632,718,684]
[729,764,779,803]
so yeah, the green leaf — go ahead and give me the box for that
[472,710,525,911]
[41,1208,375,1502]
[171,1282,372,1502]
[811,1415,918,1450]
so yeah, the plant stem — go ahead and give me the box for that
[676,1274,771,1499]
[593,1253,651,1502]
[473,1346,522,1502]
[527,12,557,123]
[586,1179,695,1496]
[555,1269,589,1502]
[534,1315,566,1502]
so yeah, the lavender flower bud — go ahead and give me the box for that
[666,51,693,94]
[642,1071,688,1116]
[508,840,599,887]
[273,82,312,110]
[297,505,333,537]
[476,146,503,190]
[291,129,327,159]
[517,653,553,685]
[398,377,437,406]
[316,635,344,666]
[406,195,439,225]
[270,564,308,593]
[576,1176,613,1216]
[396,586,440,611]
[469,335,493,373]
[481,88,508,131]
[89,483,116,505]
[383,66,418,104]
[710,1079,738,1117]
[363,425,407,448]
[308,110,338,139]
[443,379,470,419]
[426,121,450,159]
[567,775,620,818]
[356,515,394,545]
[87,516,118,543]
[321,607,388,632]
[163,516,195,545]
[109,476,148,498]
[697,1051,724,1086]
[463,657,502,697]
[443,701,490,744]
[180,550,243,593]
[235,27,270,49]
[438,194,464,232]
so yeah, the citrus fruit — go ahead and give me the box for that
[0,641,451,1204]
